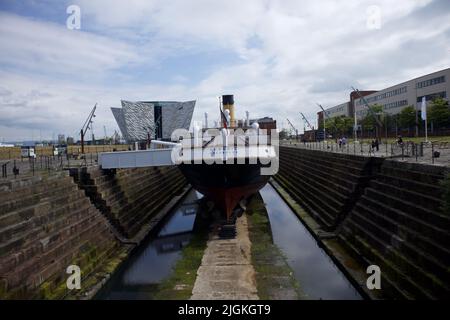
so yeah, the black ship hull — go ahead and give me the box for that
[178,162,270,220]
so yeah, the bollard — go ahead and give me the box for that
[415,144,418,162]
[402,145,404,160]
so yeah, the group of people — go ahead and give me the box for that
[338,137,347,148]
[331,135,405,153]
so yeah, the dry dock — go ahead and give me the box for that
[1,145,449,299]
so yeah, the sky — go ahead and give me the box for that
[0,0,449,141]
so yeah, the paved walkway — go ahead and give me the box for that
[191,214,259,300]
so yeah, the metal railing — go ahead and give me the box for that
[280,139,449,166]
[0,153,99,179]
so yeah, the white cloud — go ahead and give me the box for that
[0,0,449,140]
[0,12,139,78]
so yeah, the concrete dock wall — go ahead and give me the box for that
[0,171,117,299]
[275,146,450,299]
[0,165,188,299]
[71,166,187,238]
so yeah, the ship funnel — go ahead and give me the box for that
[222,95,235,127]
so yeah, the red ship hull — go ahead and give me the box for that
[179,162,270,221]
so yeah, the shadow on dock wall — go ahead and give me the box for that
[275,146,450,299]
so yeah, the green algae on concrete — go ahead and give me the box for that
[246,194,302,300]
[154,231,208,300]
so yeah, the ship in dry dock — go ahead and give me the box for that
[178,95,278,221]
[103,94,278,222]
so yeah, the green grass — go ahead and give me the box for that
[246,195,302,300]
[153,231,208,299]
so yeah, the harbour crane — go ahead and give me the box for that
[300,112,314,130]
[80,103,97,154]
[351,86,384,140]
[286,118,299,140]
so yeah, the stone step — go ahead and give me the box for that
[125,175,187,236]
[278,165,345,212]
[120,172,186,231]
[280,153,365,186]
[114,170,180,217]
[0,197,93,258]
[382,159,448,177]
[364,187,450,227]
[280,157,354,198]
[377,173,443,198]
[0,175,74,204]
[276,173,336,227]
[8,206,106,278]
[90,174,117,190]
[281,147,370,166]
[120,171,166,201]
[380,164,445,186]
[115,167,155,180]
[0,171,68,192]
[0,189,86,234]
[339,225,435,299]
[120,167,165,188]
[0,183,78,216]
[349,209,450,294]
[353,202,450,272]
[2,215,112,289]
[282,149,368,176]
[369,180,444,212]
[274,174,336,229]
[359,196,450,248]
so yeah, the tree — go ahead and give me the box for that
[324,116,354,137]
[398,105,416,130]
[279,128,289,140]
[361,104,383,137]
[428,97,450,128]
[337,116,354,136]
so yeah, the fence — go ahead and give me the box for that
[0,144,131,160]
[280,139,450,166]
[0,153,99,179]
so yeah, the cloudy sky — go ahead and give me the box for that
[0,0,449,141]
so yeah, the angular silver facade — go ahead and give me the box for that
[111,100,195,143]
[111,107,128,141]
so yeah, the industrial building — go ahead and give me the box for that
[354,68,449,119]
[319,68,450,123]
[111,100,196,143]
